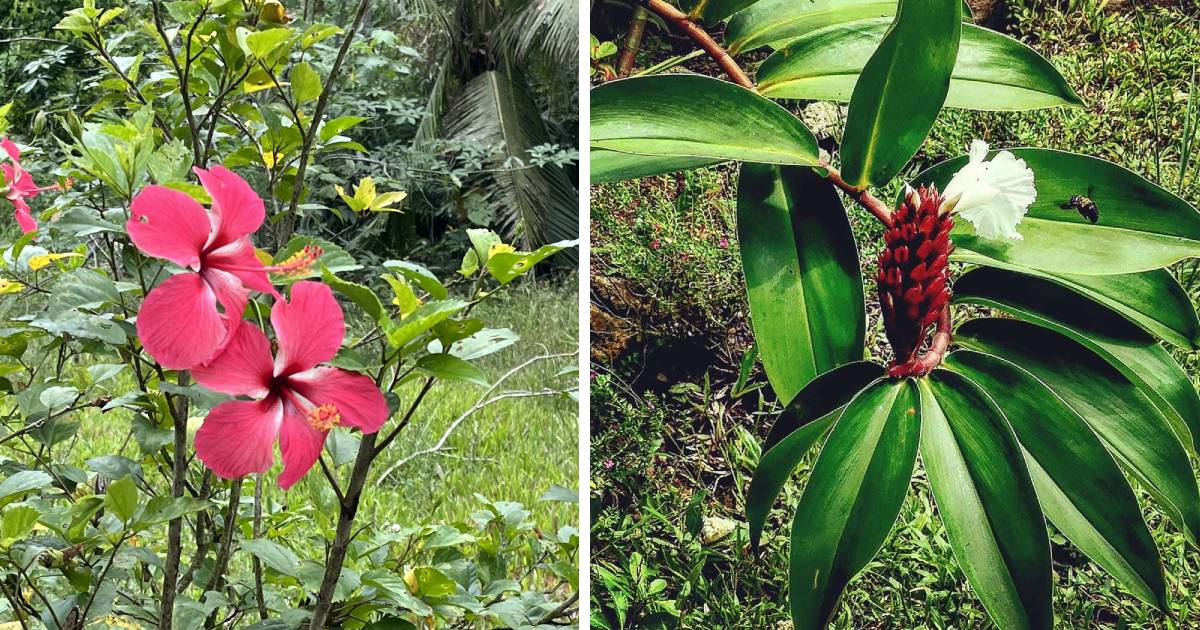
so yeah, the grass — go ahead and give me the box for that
[591,2,1200,628]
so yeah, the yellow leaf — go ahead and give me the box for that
[488,243,516,259]
[0,280,22,294]
[255,248,274,266]
[28,252,83,271]
[261,150,283,169]
[371,190,407,212]
[259,0,293,24]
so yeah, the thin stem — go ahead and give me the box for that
[203,478,244,628]
[253,475,268,620]
[640,0,753,89]
[307,433,379,629]
[822,162,894,228]
[908,305,952,375]
[283,0,372,242]
[617,7,650,78]
[158,373,191,630]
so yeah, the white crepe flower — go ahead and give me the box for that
[939,140,1037,241]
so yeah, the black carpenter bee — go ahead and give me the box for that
[1061,193,1100,224]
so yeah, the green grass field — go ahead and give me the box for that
[591,2,1200,627]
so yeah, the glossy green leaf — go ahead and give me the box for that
[589,148,722,184]
[680,0,758,25]
[291,61,322,103]
[416,353,490,387]
[840,0,961,187]
[911,149,1200,274]
[943,351,1166,608]
[748,361,884,547]
[591,75,819,167]
[758,21,1080,111]
[737,164,865,402]
[953,251,1200,349]
[920,372,1052,630]
[789,380,918,628]
[321,266,391,329]
[729,0,973,53]
[957,318,1200,544]
[104,475,139,523]
[954,266,1200,454]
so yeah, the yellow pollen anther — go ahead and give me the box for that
[275,244,323,275]
[304,403,341,432]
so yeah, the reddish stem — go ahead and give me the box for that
[822,162,894,228]
[641,0,754,89]
[889,305,952,377]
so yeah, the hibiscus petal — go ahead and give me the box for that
[136,272,226,369]
[195,165,265,250]
[206,238,277,297]
[272,281,345,375]
[1,138,20,162]
[191,321,274,397]
[288,367,390,433]
[12,202,35,234]
[127,186,212,268]
[277,411,327,490]
[195,398,282,480]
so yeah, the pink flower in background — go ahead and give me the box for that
[1,138,60,233]
[127,166,316,369]
[192,281,389,489]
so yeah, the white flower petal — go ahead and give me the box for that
[940,141,1036,241]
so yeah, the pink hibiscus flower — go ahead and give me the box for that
[127,166,318,369]
[192,281,390,489]
[1,138,60,233]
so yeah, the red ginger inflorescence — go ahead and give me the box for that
[877,185,953,377]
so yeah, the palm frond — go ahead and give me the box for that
[495,0,578,69]
[442,67,578,249]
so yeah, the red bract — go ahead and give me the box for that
[127,166,292,369]
[191,281,389,489]
[1,138,59,233]
[877,185,953,377]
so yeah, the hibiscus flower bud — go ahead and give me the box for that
[876,185,954,371]
[940,140,1037,241]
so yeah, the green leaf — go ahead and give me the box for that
[243,27,294,59]
[954,266,1200,454]
[943,351,1166,608]
[240,538,302,578]
[737,164,865,402]
[104,475,139,523]
[416,353,490,387]
[487,240,577,285]
[788,380,918,628]
[0,471,52,507]
[953,251,1200,349]
[680,0,758,24]
[291,61,322,103]
[321,266,391,329]
[591,75,819,167]
[748,361,883,547]
[590,148,722,184]
[319,116,368,142]
[920,372,1052,630]
[385,300,469,349]
[956,318,1200,545]
[1,505,41,542]
[383,261,447,300]
[911,149,1200,274]
[840,0,961,187]
[758,21,1080,112]
[728,0,973,54]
